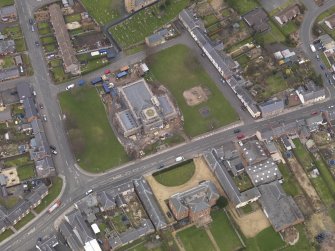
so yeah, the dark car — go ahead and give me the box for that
[29,18,34,25]
[234,129,241,134]
[50,145,56,151]
[35,41,40,47]
[39,103,44,109]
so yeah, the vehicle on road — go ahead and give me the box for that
[104,69,111,74]
[316,54,320,60]
[78,79,85,86]
[233,129,241,134]
[31,25,35,32]
[29,18,34,25]
[43,115,47,121]
[33,91,37,96]
[51,149,57,155]
[236,133,245,140]
[310,44,316,52]
[175,156,184,162]
[39,103,44,109]
[320,64,324,70]
[35,41,40,47]
[65,84,75,90]
[158,163,165,169]
[85,189,93,195]
[91,77,103,85]
[311,111,318,115]
[48,200,61,213]
[50,145,56,150]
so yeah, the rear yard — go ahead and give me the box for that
[177,226,215,251]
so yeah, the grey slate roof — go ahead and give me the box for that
[240,140,268,166]
[6,200,30,225]
[259,181,304,232]
[133,177,167,230]
[26,183,48,206]
[169,180,219,215]
[117,109,139,131]
[23,97,37,119]
[204,149,261,207]
[243,8,269,32]
[258,99,284,117]
[119,219,154,244]
[0,67,19,81]
[305,113,324,131]
[0,40,15,54]
[97,191,116,211]
[36,235,59,251]
[0,107,11,122]
[59,221,84,251]
[17,83,32,100]
[0,5,17,18]
[35,156,55,177]
[65,210,95,245]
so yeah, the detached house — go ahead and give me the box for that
[274,4,301,25]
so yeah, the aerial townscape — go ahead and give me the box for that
[2,0,335,250]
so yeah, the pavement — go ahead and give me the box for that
[1,0,335,250]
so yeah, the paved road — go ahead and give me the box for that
[2,0,335,250]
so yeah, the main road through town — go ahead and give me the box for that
[1,0,335,250]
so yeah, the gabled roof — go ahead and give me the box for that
[23,97,37,119]
[97,191,116,211]
[274,4,300,24]
[59,221,83,251]
[258,99,284,116]
[6,200,30,225]
[259,181,304,232]
[17,83,32,100]
[133,177,167,230]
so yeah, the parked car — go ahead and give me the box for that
[65,84,75,90]
[51,149,57,155]
[43,115,47,121]
[311,111,318,115]
[236,133,245,140]
[29,18,34,25]
[233,129,241,134]
[85,189,93,195]
[35,41,40,47]
[39,103,44,109]
[50,145,56,151]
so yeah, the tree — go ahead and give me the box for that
[217,196,228,209]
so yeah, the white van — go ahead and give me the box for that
[85,189,93,195]
[65,84,75,90]
[175,156,184,162]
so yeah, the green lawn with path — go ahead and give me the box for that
[210,210,243,251]
[147,45,238,137]
[81,0,120,25]
[13,212,35,230]
[110,0,189,48]
[177,225,215,251]
[226,0,259,15]
[34,177,63,213]
[59,87,128,172]
[245,227,285,251]
[0,229,14,242]
[153,160,195,187]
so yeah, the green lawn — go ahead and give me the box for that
[34,177,63,213]
[41,36,56,45]
[1,56,14,68]
[80,58,109,74]
[177,226,215,251]
[203,14,219,28]
[64,13,82,23]
[292,139,314,170]
[59,87,128,172]
[226,0,259,15]
[0,0,13,8]
[153,160,195,186]
[255,21,286,45]
[316,6,335,23]
[4,154,32,168]
[81,0,120,25]
[4,25,22,39]
[264,73,288,98]
[210,210,243,251]
[13,212,35,230]
[245,227,286,251]
[38,27,52,36]
[37,22,50,29]
[49,59,62,68]
[22,54,33,76]
[44,44,57,53]
[17,165,35,180]
[320,52,331,69]
[278,163,301,197]
[51,66,69,83]
[147,45,238,137]
[0,229,14,242]
[280,20,299,36]
[14,38,26,52]
[110,0,189,48]
[314,158,335,198]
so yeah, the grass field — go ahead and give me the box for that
[0,229,14,242]
[81,0,120,25]
[51,66,68,83]
[0,0,13,8]
[245,227,285,251]
[14,38,26,52]
[210,210,243,251]
[110,0,189,48]
[177,226,216,251]
[13,212,35,230]
[4,25,22,39]
[64,13,82,23]
[282,224,314,251]
[59,87,128,172]
[17,165,35,180]
[41,36,56,45]
[255,21,286,45]
[278,163,301,197]
[34,177,63,213]
[153,160,195,186]
[292,139,314,170]
[147,45,238,137]
[1,56,14,68]
[226,0,259,15]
